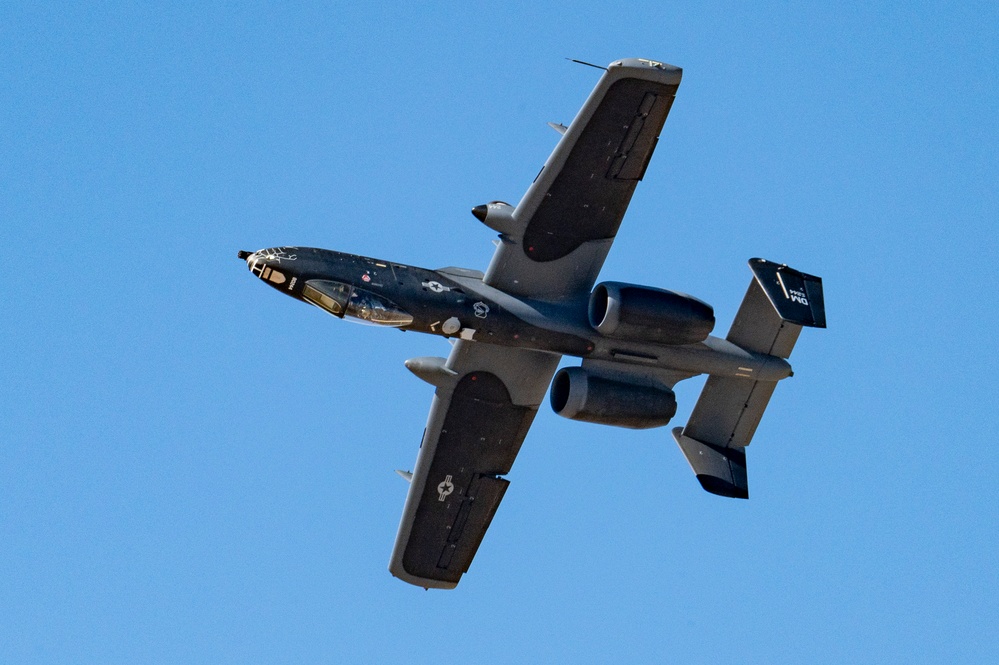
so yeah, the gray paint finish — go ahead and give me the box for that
[485,59,682,300]
[239,60,826,588]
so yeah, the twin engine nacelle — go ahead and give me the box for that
[550,367,677,430]
[589,282,715,346]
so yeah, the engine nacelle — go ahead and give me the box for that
[471,201,521,236]
[550,367,677,430]
[588,281,715,345]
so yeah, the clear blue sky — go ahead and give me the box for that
[3,2,997,663]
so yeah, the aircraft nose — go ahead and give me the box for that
[239,248,294,287]
[239,249,269,278]
[238,249,257,270]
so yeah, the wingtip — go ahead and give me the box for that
[609,58,682,84]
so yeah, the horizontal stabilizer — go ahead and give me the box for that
[672,376,774,497]
[672,428,748,499]
[684,376,778,450]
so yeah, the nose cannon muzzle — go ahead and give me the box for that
[238,249,262,275]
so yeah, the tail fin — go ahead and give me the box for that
[673,259,825,499]
[728,258,825,358]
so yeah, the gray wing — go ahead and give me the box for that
[484,58,682,300]
[389,341,560,589]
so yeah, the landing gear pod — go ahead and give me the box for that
[471,201,521,236]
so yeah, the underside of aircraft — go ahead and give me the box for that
[239,58,825,589]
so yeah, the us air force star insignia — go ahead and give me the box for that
[473,302,489,318]
[437,475,454,501]
[423,280,449,293]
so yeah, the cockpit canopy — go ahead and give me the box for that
[302,280,413,327]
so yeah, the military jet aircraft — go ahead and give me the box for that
[238,58,825,589]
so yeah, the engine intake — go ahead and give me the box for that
[589,282,714,345]
[550,367,677,430]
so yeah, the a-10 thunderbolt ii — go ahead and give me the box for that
[239,58,825,589]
